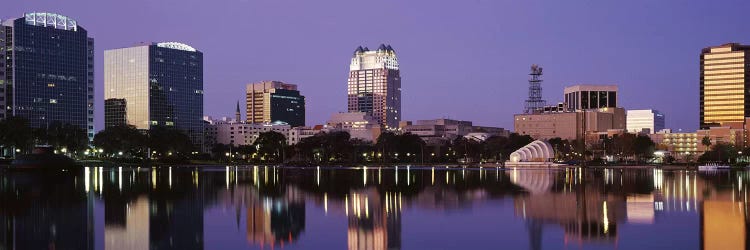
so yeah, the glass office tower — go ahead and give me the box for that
[105,42,204,147]
[1,12,95,139]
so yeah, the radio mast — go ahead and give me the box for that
[524,64,546,113]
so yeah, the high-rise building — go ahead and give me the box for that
[626,109,665,134]
[104,42,204,146]
[700,43,750,129]
[563,85,618,111]
[348,44,401,129]
[246,81,305,127]
[1,13,95,139]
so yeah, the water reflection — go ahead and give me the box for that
[1,166,750,249]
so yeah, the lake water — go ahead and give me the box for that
[0,166,746,250]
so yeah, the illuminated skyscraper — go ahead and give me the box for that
[246,81,305,127]
[700,43,750,129]
[0,12,95,139]
[348,44,401,129]
[104,42,204,146]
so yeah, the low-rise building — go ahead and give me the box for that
[324,112,382,142]
[399,118,509,145]
[626,109,665,134]
[514,108,626,140]
[648,127,745,160]
[288,126,324,145]
[204,117,291,147]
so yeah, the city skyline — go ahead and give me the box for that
[4,1,750,132]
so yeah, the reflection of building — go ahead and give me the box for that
[626,109,665,134]
[246,200,306,248]
[348,45,401,129]
[346,189,401,250]
[246,81,306,127]
[2,172,95,250]
[105,196,149,250]
[104,42,204,146]
[702,201,747,250]
[1,12,95,139]
[510,169,626,247]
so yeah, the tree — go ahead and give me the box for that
[699,143,737,163]
[376,132,399,162]
[633,135,656,163]
[93,125,148,156]
[0,116,34,155]
[452,137,481,163]
[482,136,509,161]
[148,126,193,157]
[254,131,287,162]
[35,122,89,153]
[701,136,712,149]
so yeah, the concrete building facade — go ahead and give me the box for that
[325,112,382,142]
[626,109,665,134]
[246,81,305,127]
[564,85,618,111]
[399,118,509,144]
[514,108,626,140]
[348,44,401,129]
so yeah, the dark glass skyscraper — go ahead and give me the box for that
[1,12,95,139]
[105,42,204,147]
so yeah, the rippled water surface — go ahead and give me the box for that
[0,166,746,250]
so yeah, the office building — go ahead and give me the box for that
[104,42,204,146]
[649,127,745,160]
[348,44,401,129]
[246,81,305,127]
[564,85,618,111]
[1,12,95,139]
[626,109,665,134]
[203,116,291,146]
[325,112,382,142]
[700,43,750,129]
[514,108,626,140]
[399,118,509,144]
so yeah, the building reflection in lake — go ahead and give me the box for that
[4,165,750,249]
[102,167,204,250]
[0,170,95,250]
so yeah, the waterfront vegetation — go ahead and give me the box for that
[2,116,749,166]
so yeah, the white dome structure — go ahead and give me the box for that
[509,140,554,162]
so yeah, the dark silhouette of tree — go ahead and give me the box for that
[34,122,89,153]
[0,116,33,154]
[148,126,193,157]
[93,125,148,156]
[254,131,287,162]
[633,135,656,163]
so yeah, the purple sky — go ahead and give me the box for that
[5,0,750,132]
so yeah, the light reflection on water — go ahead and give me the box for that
[0,166,748,249]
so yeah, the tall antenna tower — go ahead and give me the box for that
[524,64,546,113]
